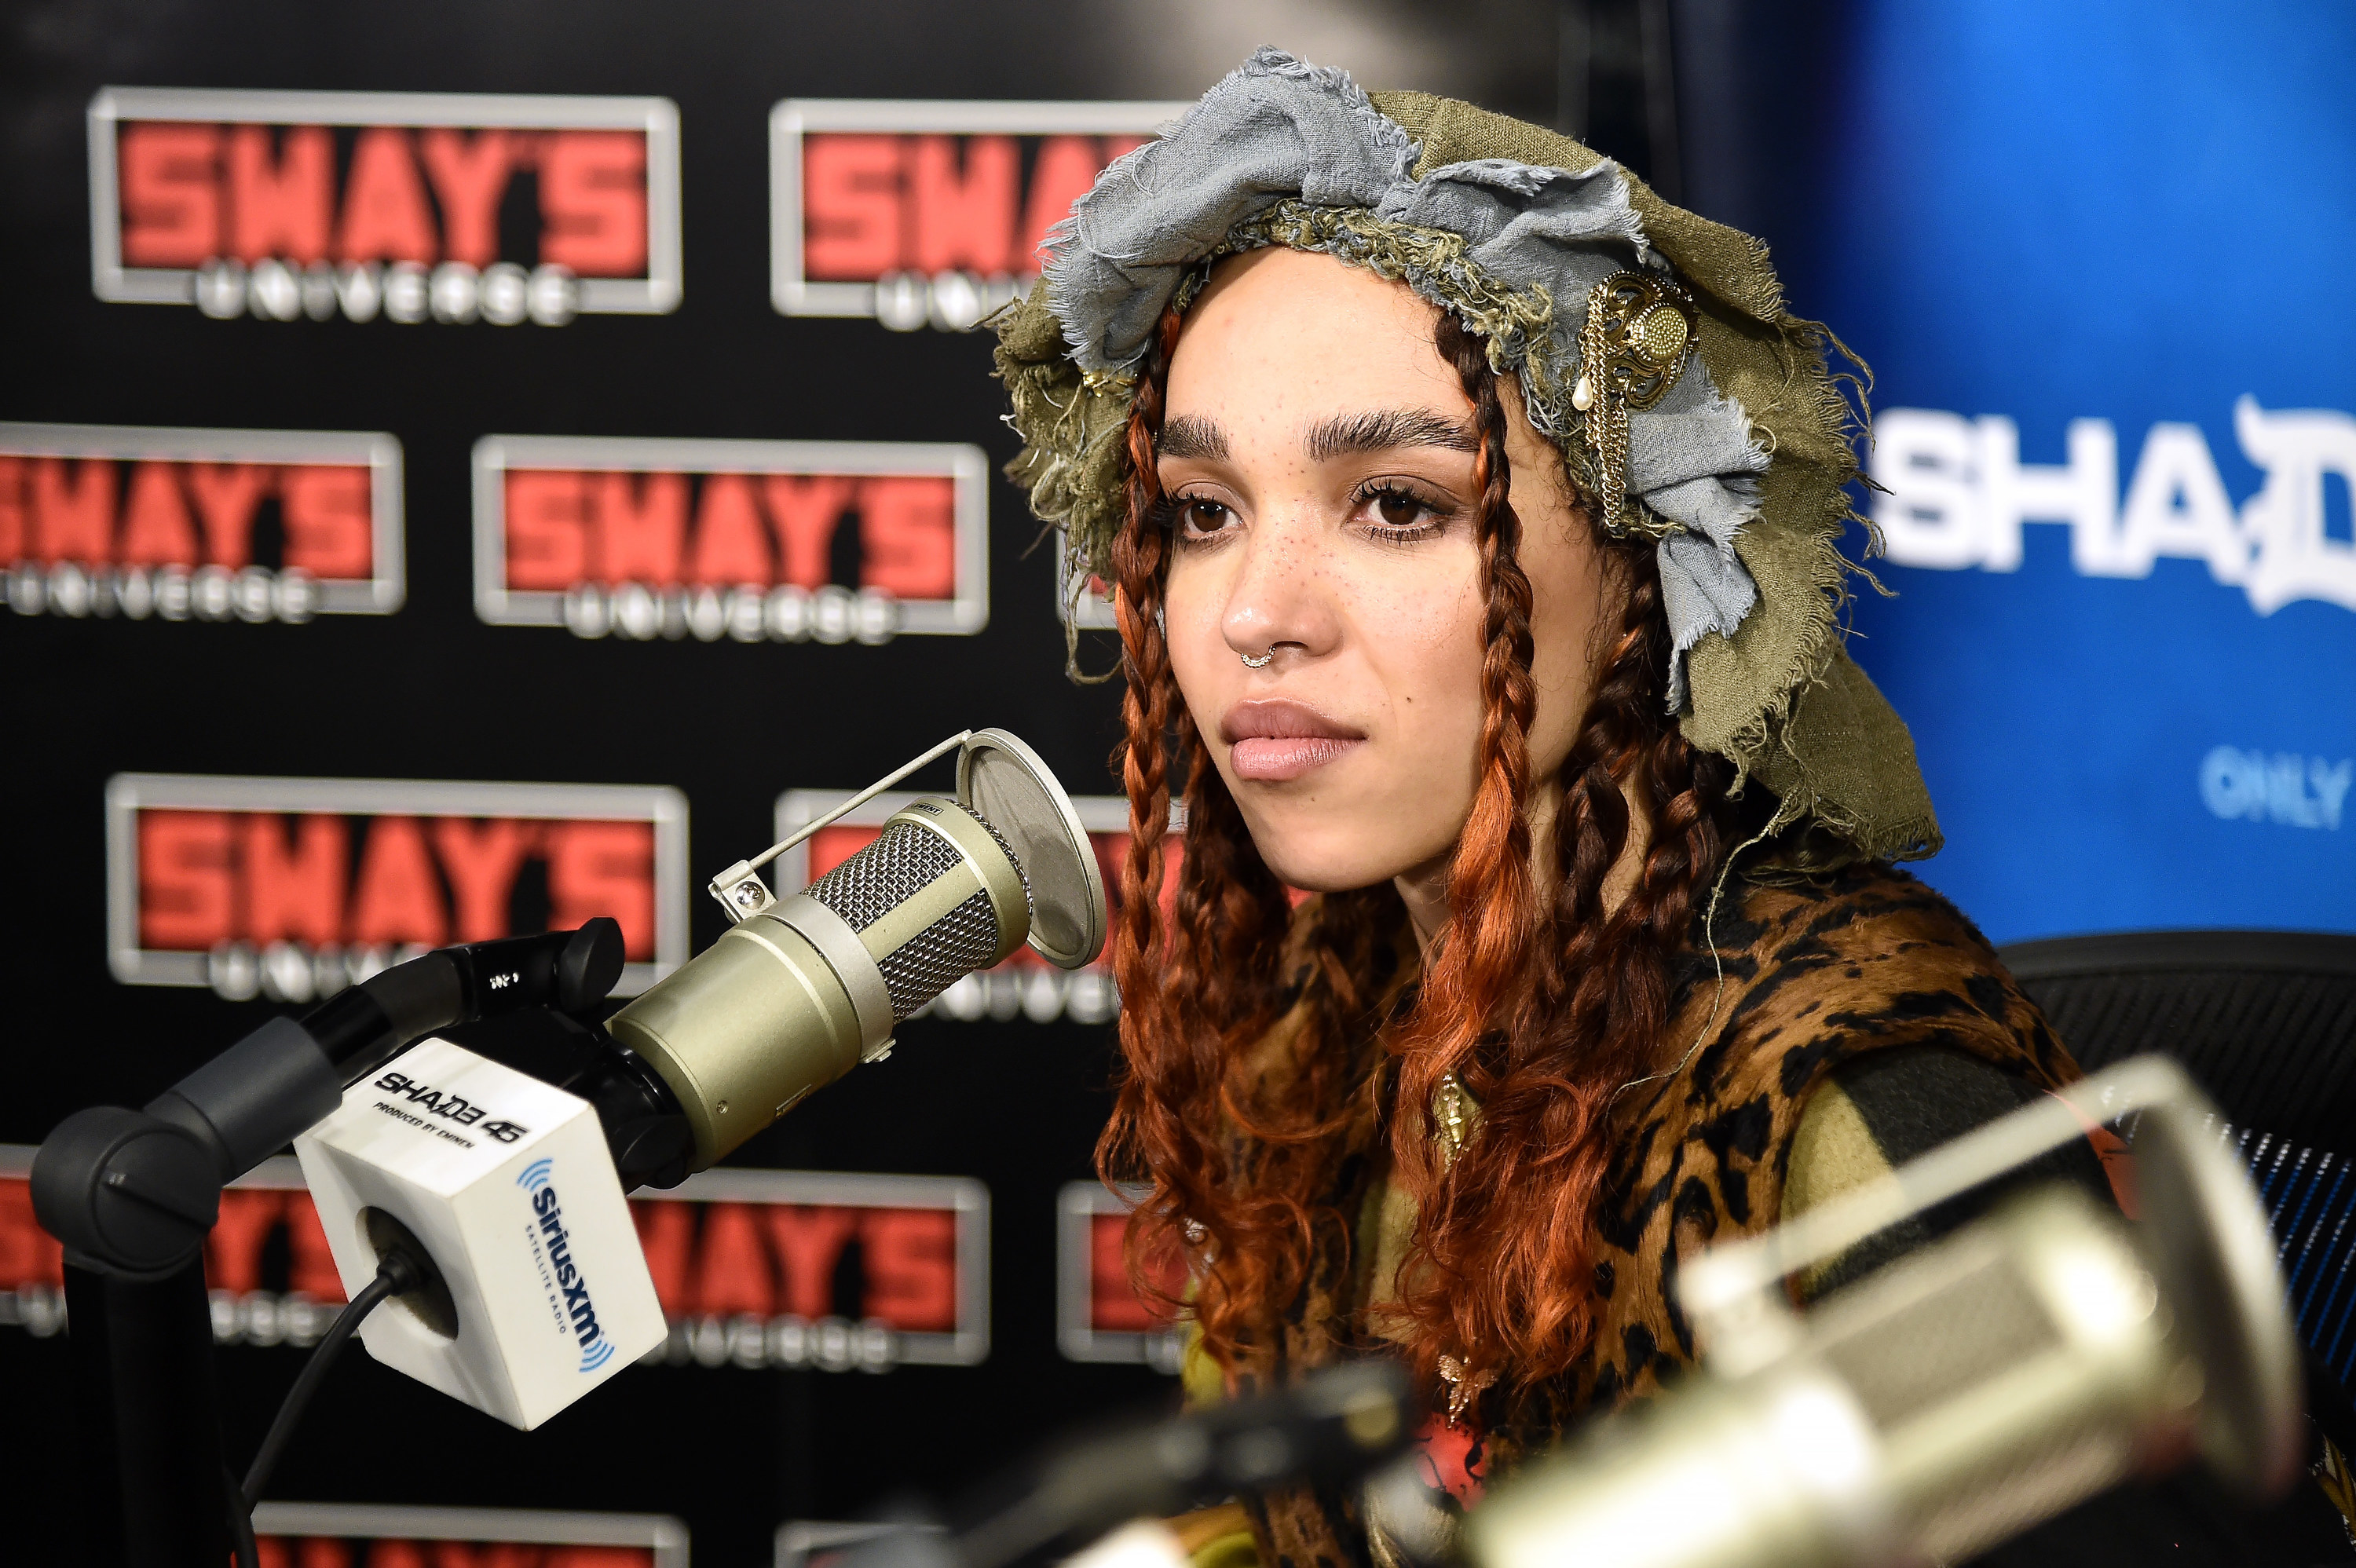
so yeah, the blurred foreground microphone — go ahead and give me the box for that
[608,727,1107,1171]
[840,1361,1414,1568]
[1464,1057,2303,1568]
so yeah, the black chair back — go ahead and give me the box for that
[2003,930,2356,1155]
[2001,929,2356,1418]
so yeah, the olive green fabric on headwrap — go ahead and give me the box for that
[993,64,1941,869]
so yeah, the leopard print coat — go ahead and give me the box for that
[1222,861,2080,1568]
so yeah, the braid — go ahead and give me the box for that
[1615,562,1736,963]
[1105,307,1180,1047]
[1451,315,1540,1002]
[1096,305,1393,1356]
[1392,317,1542,1199]
[1097,303,1188,1250]
[1099,287,1741,1408]
[1388,318,1743,1406]
[1546,566,1670,1040]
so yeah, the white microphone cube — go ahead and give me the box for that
[294,1037,665,1431]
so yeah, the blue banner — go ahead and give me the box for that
[1799,0,2356,938]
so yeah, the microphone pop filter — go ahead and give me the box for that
[959,728,1107,971]
[607,727,1112,1172]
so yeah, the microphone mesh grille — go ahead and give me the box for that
[1816,1248,2058,1431]
[807,820,964,930]
[879,889,1001,1019]
[804,806,1026,1019]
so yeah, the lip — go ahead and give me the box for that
[1220,699,1367,783]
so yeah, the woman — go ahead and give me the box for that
[995,50,2086,1567]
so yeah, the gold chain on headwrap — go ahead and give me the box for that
[1573,269,1698,536]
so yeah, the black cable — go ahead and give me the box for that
[226,1463,261,1568]
[240,1248,423,1511]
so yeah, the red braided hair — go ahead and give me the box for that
[1096,301,1740,1409]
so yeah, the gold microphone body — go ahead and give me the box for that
[609,797,1030,1171]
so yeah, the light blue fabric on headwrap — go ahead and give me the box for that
[1042,47,1767,713]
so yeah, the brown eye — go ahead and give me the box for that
[1374,490,1425,529]
[1182,499,1229,534]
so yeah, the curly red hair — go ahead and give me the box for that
[1096,299,1742,1413]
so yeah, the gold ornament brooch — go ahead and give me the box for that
[1437,1353,1497,1427]
[1572,270,1698,537]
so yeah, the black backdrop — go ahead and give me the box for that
[0,2,1734,1561]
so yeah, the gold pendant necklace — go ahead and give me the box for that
[1436,1353,1496,1427]
[1432,1071,1477,1168]
[1429,1075,1491,1424]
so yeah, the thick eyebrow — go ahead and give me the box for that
[1303,408,1480,462]
[1156,415,1230,462]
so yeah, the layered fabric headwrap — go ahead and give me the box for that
[995,46,1941,868]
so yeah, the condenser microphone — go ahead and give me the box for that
[1464,1057,2303,1568]
[605,728,1108,1171]
[286,728,1105,1431]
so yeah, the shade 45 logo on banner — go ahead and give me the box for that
[0,1150,983,1376]
[474,437,987,644]
[106,773,689,1003]
[775,790,1166,1024]
[2,422,401,623]
[1056,1182,1184,1372]
[1786,5,2354,940]
[1873,398,2356,617]
[90,87,682,324]
[770,100,1183,331]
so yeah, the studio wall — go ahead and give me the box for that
[0,2,1570,1559]
[0,7,1295,1562]
[5,2,2347,1563]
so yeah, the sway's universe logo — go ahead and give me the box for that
[770,99,1183,330]
[0,1148,348,1347]
[1873,398,2356,614]
[3,1150,985,1372]
[2,422,402,623]
[91,87,681,323]
[474,435,988,643]
[106,773,689,1001]
[519,1160,612,1372]
[775,790,1159,1025]
[1056,1182,1186,1372]
[629,1168,988,1370]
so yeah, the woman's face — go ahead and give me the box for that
[1160,247,1618,897]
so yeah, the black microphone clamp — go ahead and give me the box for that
[31,919,682,1281]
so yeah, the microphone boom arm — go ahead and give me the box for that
[28,919,649,1568]
[707,729,975,922]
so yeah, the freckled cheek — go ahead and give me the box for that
[1397,593,1474,653]
[1162,566,1233,722]
[1355,579,1487,755]
[1338,564,1479,653]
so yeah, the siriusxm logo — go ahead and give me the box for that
[517,1158,613,1372]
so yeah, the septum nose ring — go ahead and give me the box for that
[1240,649,1274,669]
